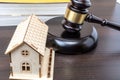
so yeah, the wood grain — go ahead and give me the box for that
[1,0,120,80]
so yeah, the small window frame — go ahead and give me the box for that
[22,62,31,72]
[21,50,29,56]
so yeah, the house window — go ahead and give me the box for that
[22,62,30,72]
[21,50,29,56]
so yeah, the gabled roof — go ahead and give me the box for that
[5,15,48,56]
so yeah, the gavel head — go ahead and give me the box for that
[62,0,91,33]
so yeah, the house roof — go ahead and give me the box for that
[5,15,48,56]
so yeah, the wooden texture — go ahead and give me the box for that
[5,15,48,55]
[1,0,120,80]
[9,47,55,80]
[3,15,55,80]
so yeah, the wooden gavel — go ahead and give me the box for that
[62,0,120,33]
[46,0,120,54]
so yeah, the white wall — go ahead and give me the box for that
[11,43,40,78]
[0,3,67,26]
[117,0,120,4]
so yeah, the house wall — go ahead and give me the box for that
[10,43,41,78]
[41,48,51,77]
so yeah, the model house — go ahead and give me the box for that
[5,15,55,80]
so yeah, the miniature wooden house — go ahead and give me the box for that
[5,15,55,80]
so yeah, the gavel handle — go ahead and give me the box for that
[86,14,120,31]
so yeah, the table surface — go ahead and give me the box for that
[1,0,120,80]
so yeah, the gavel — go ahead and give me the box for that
[46,0,120,54]
[62,0,120,33]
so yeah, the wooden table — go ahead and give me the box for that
[1,0,120,80]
